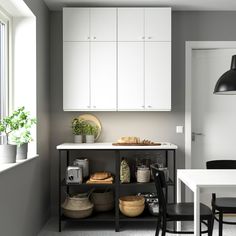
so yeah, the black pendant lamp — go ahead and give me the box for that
[214,55,236,94]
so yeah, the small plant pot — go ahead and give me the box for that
[16,143,28,160]
[0,144,17,164]
[74,135,83,143]
[85,135,95,143]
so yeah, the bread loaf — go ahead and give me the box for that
[90,171,111,180]
[117,136,140,144]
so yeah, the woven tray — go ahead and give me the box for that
[112,143,161,146]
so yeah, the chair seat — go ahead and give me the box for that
[214,198,236,212]
[167,203,212,221]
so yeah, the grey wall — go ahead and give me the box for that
[0,0,51,235]
[50,11,185,214]
[50,10,236,214]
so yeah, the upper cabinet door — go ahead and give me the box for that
[63,8,90,41]
[118,42,144,110]
[91,42,117,110]
[63,42,90,110]
[145,8,171,41]
[118,8,144,41]
[90,8,117,41]
[145,42,171,111]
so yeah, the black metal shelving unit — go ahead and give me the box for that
[58,145,176,232]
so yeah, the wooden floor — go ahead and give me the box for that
[38,217,236,236]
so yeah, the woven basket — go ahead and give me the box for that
[91,190,114,212]
[62,194,94,219]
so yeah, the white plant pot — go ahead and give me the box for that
[86,135,95,143]
[0,144,17,164]
[16,143,28,160]
[74,135,83,143]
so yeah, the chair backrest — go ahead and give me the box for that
[151,165,167,216]
[206,160,236,169]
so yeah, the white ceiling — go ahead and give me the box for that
[43,0,236,11]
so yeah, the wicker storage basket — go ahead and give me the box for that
[91,190,114,212]
[62,194,94,219]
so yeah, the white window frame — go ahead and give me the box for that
[0,8,12,144]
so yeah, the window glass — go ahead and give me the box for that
[0,11,9,144]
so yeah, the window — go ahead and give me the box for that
[0,10,10,144]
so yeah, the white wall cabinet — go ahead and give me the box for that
[117,7,171,42]
[144,8,171,41]
[63,8,90,41]
[118,42,171,111]
[63,7,116,42]
[63,7,171,111]
[91,42,116,110]
[145,42,171,110]
[63,42,117,111]
[63,42,90,110]
[118,8,144,41]
[118,42,144,110]
[90,8,117,41]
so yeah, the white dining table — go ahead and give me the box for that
[177,169,236,236]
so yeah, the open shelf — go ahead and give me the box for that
[61,179,115,187]
[58,147,176,232]
[119,211,158,222]
[120,178,174,187]
[61,210,115,222]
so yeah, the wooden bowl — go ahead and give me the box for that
[119,195,145,207]
[119,204,145,217]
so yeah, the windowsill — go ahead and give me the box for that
[0,154,39,174]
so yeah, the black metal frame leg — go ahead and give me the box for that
[115,150,120,232]
[58,150,62,232]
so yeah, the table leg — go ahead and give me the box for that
[194,186,200,236]
[176,174,181,231]
[115,150,120,232]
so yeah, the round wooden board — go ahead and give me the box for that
[78,114,102,141]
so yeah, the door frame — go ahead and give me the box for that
[185,41,236,199]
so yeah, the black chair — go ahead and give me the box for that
[206,160,236,236]
[151,166,213,236]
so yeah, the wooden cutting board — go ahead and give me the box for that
[112,143,161,146]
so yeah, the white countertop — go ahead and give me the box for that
[56,142,178,150]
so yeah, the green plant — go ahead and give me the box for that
[0,107,36,144]
[84,123,98,136]
[72,118,85,135]
[10,109,36,146]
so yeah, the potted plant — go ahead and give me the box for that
[10,107,36,160]
[84,123,98,143]
[0,107,33,163]
[72,118,85,143]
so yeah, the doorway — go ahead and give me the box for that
[185,42,236,201]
